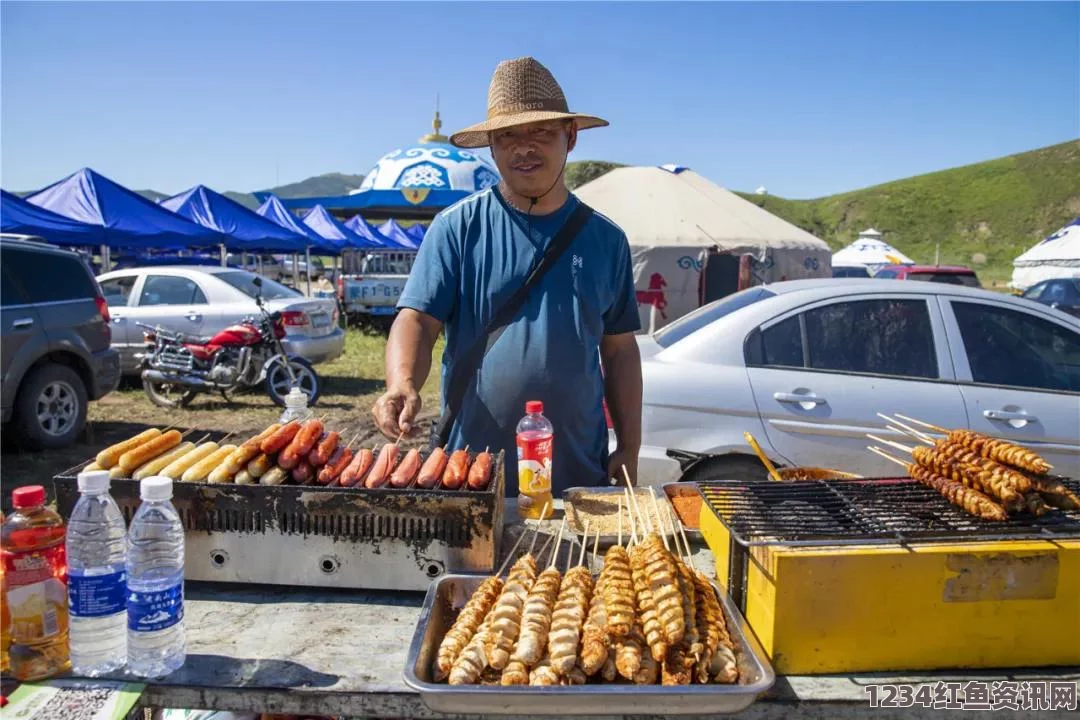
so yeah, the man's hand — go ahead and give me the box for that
[373,383,422,439]
[607,445,639,487]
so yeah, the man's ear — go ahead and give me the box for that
[566,121,578,153]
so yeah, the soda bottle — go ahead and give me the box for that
[126,476,186,678]
[1,485,71,680]
[516,401,554,520]
[67,469,128,676]
[1,510,9,674]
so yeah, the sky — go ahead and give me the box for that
[2,1,1077,200]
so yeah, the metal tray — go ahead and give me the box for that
[403,573,775,715]
[662,482,705,539]
[564,486,677,547]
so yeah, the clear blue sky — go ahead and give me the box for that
[2,1,1077,199]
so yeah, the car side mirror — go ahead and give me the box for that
[253,276,263,288]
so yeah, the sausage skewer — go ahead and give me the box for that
[319,432,361,485]
[467,447,494,491]
[892,414,1053,473]
[441,445,470,490]
[868,446,1008,521]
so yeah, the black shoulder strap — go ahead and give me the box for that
[431,201,594,448]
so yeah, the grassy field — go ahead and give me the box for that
[1,329,444,493]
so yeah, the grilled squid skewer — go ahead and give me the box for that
[485,554,539,670]
[435,576,503,681]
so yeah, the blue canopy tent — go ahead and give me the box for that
[343,215,401,249]
[26,168,223,256]
[256,195,344,290]
[160,185,308,253]
[404,222,426,245]
[377,219,421,250]
[303,205,379,252]
[1,189,106,247]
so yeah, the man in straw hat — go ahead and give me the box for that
[373,57,642,497]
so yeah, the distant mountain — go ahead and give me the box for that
[126,173,366,210]
[565,161,625,190]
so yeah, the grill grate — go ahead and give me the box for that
[700,477,1080,547]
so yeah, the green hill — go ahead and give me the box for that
[569,141,1080,285]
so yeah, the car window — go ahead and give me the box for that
[746,315,804,367]
[100,276,136,306]
[654,286,777,348]
[1043,282,1068,304]
[0,246,96,304]
[874,269,897,279]
[1022,282,1048,300]
[907,272,981,287]
[138,275,208,306]
[215,271,300,301]
[832,266,871,278]
[952,301,1080,392]
[804,299,938,379]
[1,263,25,306]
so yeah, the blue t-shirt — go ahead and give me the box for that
[397,187,640,495]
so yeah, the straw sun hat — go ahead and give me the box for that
[450,57,608,149]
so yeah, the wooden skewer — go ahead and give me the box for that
[866,434,916,454]
[345,432,362,449]
[674,513,694,566]
[623,488,638,546]
[527,503,550,556]
[192,433,212,444]
[537,531,557,566]
[395,430,405,445]
[877,413,936,444]
[886,425,934,446]
[548,517,566,570]
[219,431,236,443]
[894,413,948,434]
[591,523,601,573]
[622,467,650,535]
[179,428,196,438]
[867,445,911,470]
[495,525,530,578]
[617,497,623,548]
[577,520,590,567]
[648,488,670,551]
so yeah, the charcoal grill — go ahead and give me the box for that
[53,450,504,592]
[696,477,1080,674]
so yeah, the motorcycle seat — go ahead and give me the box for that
[179,333,215,345]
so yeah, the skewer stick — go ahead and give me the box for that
[179,428,196,438]
[591,524,601,573]
[495,525,530,578]
[665,503,686,561]
[894,413,948,434]
[577,520,590,567]
[886,425,934,446]
[675,513,694,566]
[548,517,566,570]
[648,488,670,551]
[345,432,362,449]
[866,434,915,454]
[624,488,640,546]
[617,498,623,548]
[192,433,212,444]
[867,445,912,471]
[395,430,405,445]
[219,431,236,443]
[537,531,557,566]
[877,413,936,444]
[527,503,550,556]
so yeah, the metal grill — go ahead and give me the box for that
[157,345,194,372]
[700,477,1080,547]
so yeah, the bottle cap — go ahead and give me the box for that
[11,486,46,509]
[77,470,111,493]
[140,476,173,501]
[525,401,544,414]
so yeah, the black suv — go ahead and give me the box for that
[1,236,120,448]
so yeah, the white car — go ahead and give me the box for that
[97,266,345,375]
[635,279,1080,484]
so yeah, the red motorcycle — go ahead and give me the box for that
[139,277,320,408]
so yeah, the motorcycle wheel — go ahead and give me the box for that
[143,378,199,409]
[265,357,320,407]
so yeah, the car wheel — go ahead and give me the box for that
[142,379,198,409]
[14,363,88,449]
[679,454,770,484]
[265,357,320,407]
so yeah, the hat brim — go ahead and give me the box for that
[450,111,608,149]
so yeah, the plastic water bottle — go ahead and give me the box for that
[126,476,185,678]
[66,470,128,676]
[516,401,555,520]
[279,386,311,423]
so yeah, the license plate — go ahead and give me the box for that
[310,313,331,329]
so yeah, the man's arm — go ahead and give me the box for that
[601,331,642,483]
[374,309,444,438]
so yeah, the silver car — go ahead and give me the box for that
[634,279,1080,484]
[96,265,345,375]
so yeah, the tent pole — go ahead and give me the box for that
[101,245,110,273]
[220,244,226,267]
[293,252,299,289]
[305,246,312,297]
[241,251,248,271]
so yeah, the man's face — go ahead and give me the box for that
[490,120,577,199]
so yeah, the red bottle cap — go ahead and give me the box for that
[11,485,46,509]
[525,401,544,414]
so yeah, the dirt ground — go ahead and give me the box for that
[1,329,444,503]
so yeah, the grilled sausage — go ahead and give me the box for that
[441,448,470,490]
[416,447,449,489]
[307,431,339,468]
[292,461,315,485]
[160,440,218,480]
[133,442,196,481]
[260,466,289,486]
[318,446,353,485]
[96,429,162,469]
[259,420,301,454]
[388,448,422,488]
[467,450,494,491]
[119,431,183,475]
[339,448,374,488]
[279,419,324,469]
[234,469,255,485]
[246,453,275,478]
[364,443,400,488]
[219,424,283,477]
[184,444,239,482]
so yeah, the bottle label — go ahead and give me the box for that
[127,583,184,633]
[69,569,127,618]
[516,434,553,495]
[1,545,69,643]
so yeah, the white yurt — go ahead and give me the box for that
[831,228,914,273]
[575,165,831,331]
[1011,218,1080,290]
